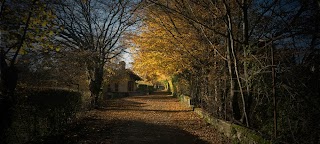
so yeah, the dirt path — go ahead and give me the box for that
[42,95,230,144]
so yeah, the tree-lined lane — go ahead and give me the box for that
[43,95,230,144]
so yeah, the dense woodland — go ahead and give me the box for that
[0,0,319,143]
[132,0,320,143]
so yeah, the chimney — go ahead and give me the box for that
[119,61,126,70]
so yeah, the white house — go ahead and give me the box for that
[104,61,142,97]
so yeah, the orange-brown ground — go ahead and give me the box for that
[38,94,230,144]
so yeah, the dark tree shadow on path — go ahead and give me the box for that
[29,117,209,144]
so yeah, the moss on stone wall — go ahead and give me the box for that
[231,124,270,144]
[181,95,270,144]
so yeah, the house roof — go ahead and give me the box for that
[126,70,143,81]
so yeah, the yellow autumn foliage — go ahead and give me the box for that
[131,4,218,82]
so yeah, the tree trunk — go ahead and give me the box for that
[223,63,227,120]
[0,55,18,143]
[230,25,248,126]
[168,79,175,95]
[88,63,104,109]
[226,36,236,121]
[241,0,251,127]
[224,0,249,125]
[0,1,33,141]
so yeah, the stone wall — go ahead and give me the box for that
[179,95,270,144]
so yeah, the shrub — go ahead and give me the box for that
[7,88,82,143]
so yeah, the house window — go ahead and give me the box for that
[114,83,119,92]
[128,81,134,91]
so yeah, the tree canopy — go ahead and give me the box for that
[131,0,320,142]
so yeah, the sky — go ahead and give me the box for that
[122,51,133,69]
